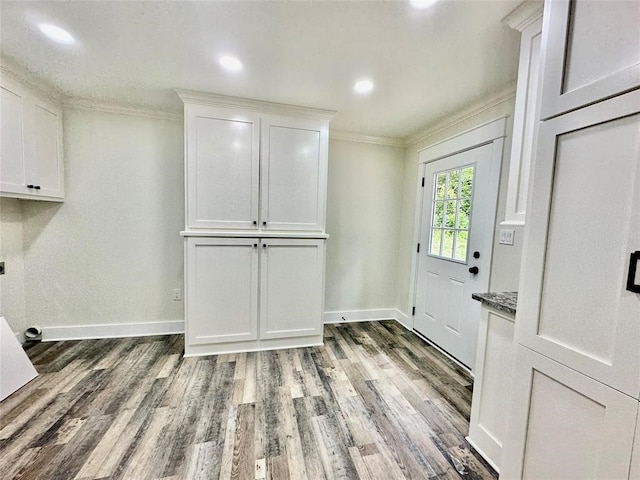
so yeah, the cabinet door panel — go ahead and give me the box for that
[631,410,640,480]
[0,82,27,194]
[467,309,515,471]
[186,238,258,344]
[260,239,324,339]
[261,116,327,231]
[540,0,640,120]
[186,106,259,230]
[501,346,638,480]
[516,89,640,397]
[32,102,63,197]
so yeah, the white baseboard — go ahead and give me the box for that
[324,308,401,324]
[42,320,185,342]
[394,309,412,330]
[40,310,412,342]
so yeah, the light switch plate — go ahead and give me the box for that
[499,229,515,245]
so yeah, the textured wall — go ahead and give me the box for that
[21,109,185,328]
[12,99,523,332]
[325,139,405,312]
[395,96,523,315]
[0,198,27,335]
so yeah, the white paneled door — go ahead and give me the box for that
[539,0,640,120]
[186,105,260,230]
[259,238,325,340]
[260,115,328,231]
[501,345,638,480]
[516,89,640,398]
[414,135,501,369]
[186,237,259,345]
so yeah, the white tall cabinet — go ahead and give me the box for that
[501,0,640,478]
[177,90,334,356]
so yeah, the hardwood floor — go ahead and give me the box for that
[0,321,497,480]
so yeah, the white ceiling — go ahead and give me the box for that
[0,0,522,139]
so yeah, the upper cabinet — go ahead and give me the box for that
[539,0,640,120]
[260,115,328,231]
[178,90,333,233]
[0,74,64,202]
[185,104,260,230]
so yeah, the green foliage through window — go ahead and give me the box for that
[429,164,474,261]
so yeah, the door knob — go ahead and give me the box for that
[469,266,479,275]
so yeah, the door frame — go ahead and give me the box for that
[407,117,506,340]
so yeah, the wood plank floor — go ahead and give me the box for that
[0,321,497,480]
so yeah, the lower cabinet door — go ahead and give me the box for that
[501,345,638,480]
[631,410,640,480]
[466,307,516,472]
[186,237,259,345]
[259,238,325,340]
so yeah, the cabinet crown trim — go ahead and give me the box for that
[502,0,544,32]
[175,89,336,121]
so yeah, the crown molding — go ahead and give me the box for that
[404,83,516,148]
[175,89,336,121]
[0,55,64,104]
[502,0,544,32]
[62,97,182,121]
[329,129,405,147]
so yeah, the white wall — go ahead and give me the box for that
[11,108,407,335]
[0,198,27,336]
[395,94,523,316]
[325,139,405,315]
[4,91,523,337]
[20,108,185,334]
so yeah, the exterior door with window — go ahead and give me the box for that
[414,124,503,369]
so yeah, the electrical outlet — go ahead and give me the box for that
[499,229,515,245]
[172,289,182,301]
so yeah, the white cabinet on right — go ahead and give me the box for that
[539,0,640,120]
[516,90,640,398]
[501,346,638,479]
[502,0,640,477]
[631,411,640,480]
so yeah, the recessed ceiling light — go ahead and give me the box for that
[354,79,374,94]
[410,0,438,9]
[38,23,75,45]
[219,55,243,72]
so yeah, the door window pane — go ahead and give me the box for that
[455,231,468,261]
[458,199,471,229]
[435,173,446,200]
[448,169,459,198]
[428,164,475,262]
[430,229,442,255]
[433,201,444,227]
[445,201,456,228]
[442,230,454,258]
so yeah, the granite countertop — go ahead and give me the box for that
[471,291,518,315]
